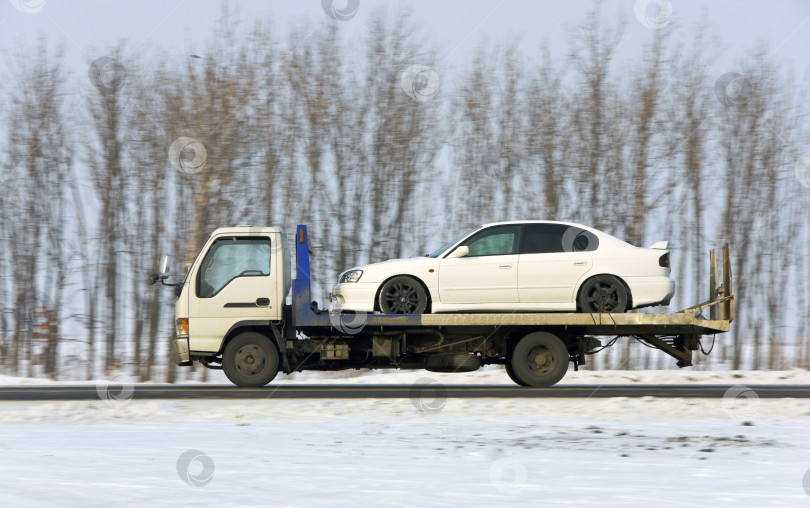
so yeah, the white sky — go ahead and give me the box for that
[1,0,808,83]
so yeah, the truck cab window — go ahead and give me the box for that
[197,237,272,298]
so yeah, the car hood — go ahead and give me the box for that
[341,257,438,283]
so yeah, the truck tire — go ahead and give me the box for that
[378,276,429,314]
[509,332,569,387]
[222,332,280,387]
[504,362,528,386]
[426,353,480,373]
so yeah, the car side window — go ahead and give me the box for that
[521,224,599,254]
[197,237,272,298]
[461,225,521,257]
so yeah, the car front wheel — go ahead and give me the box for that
[378,276,429,314]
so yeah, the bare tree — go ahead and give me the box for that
[87,44,130,374]
[2,37,71,377]
[360,10,444,263]
[567,6,626,233]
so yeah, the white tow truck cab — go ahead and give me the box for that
[169,226,290,367]
[154,225,733,388]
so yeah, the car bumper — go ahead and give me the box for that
[170,337,192,366]
[331,282,378,313]
[626,276,676,308]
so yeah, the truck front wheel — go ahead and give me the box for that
[223,332,280,387]
[509,332,569,387]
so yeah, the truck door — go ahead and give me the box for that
[188,235,278,352]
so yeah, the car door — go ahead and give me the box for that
[188,236,277,351]
[517,224,595,305]
[438,225,521,304]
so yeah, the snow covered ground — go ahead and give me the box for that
[1,368,809,507]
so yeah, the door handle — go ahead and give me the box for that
[573,261,587,266]
[225,300,269,308]
[499,264,513,269]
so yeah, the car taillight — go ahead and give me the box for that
[659,253,670,268]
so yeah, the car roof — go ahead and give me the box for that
[477,220,592,229]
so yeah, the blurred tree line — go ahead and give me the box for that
[0,7,807,380]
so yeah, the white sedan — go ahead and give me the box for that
[330,221,675,314]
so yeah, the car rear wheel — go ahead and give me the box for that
[578,275,629,313]
[378,276,429,314]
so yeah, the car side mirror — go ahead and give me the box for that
[448,246,469,258]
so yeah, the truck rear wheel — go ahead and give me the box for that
[509,332,569,387]
[504,362,528,386]
[223,332,279,387]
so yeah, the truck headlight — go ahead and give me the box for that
[339,270,363,283]
[176,318,189,338]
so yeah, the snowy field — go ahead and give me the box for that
[1,368,809,507]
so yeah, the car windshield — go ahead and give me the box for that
[426,228,479,258]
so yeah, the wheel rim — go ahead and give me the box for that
[234,345,266,376]
[527,346,558,376]
[583,281,620,312]
[383,282,420,313]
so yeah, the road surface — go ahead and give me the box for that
[0,384,805,401]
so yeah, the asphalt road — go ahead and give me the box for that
[0,384,806,401]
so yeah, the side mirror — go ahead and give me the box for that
[150,253,182,290]
[159,254,171,275]
[448,246,469,258]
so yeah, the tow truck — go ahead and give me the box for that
[151,225,733,387]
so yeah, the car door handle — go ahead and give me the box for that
[573,261,587,266]
[256,298,270,307]
[499,264,513,269]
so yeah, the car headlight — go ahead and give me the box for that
[339,270,363,283]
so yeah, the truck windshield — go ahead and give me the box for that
[427,228,477,258]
